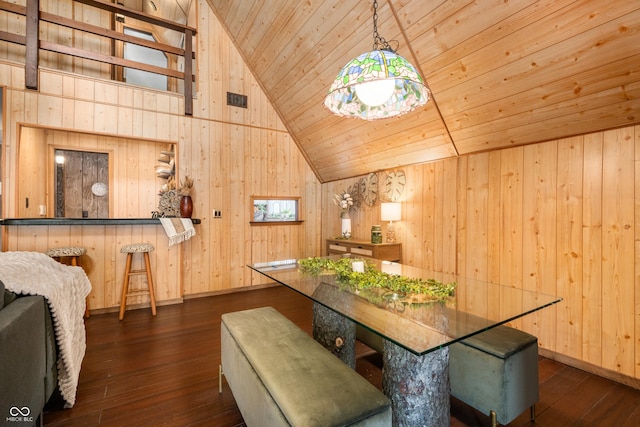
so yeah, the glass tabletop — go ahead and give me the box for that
[249,256,562,355]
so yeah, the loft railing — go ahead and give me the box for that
[0,0,196,115]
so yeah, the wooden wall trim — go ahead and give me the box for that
[539,348,640,391]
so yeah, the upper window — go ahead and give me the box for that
[123,28,168,90]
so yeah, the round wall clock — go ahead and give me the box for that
[91,182,108,197]
[359,172,378,206]
[382,170,406,202]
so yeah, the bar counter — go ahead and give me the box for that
[0,218,201,226]
[1,217,200,314]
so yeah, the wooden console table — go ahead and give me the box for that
[326,239,402,263]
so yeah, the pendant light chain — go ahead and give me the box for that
[371,0,393,52]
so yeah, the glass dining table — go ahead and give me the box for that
[249,256,561,427]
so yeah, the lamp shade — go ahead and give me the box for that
[381,202,401,222]
[324,50,429,120]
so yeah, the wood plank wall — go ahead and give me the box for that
[1,0,638,386]
[0,1,323,311]
[322,125,640,384]
[17,127,170,218]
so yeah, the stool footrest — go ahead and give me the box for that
[127,269,148,276]
[124,289,151,297]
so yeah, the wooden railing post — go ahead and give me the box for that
[184,29,193,116]
[3,0,196,113]
[25,0,39,89]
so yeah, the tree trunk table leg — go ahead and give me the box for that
[383,340,450,427]
[312,302,356,368]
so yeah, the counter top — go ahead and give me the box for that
[0,218,201,226]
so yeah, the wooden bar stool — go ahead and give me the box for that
[119,243,157,320]
[46,246,90,318]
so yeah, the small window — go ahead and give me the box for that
[251,197,302,224]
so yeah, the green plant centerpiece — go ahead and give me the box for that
[298,257,456,306]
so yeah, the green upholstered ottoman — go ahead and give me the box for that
[221,306,392,427]
[449,325,538,426]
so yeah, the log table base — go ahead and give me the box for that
[383,340,450,427]
[312,302,451,426]
[312,302,356,368]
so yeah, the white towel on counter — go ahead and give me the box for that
[160,218,196,246]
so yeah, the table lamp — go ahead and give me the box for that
[381,202,401,243]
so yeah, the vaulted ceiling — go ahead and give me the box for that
[198,1,638,182]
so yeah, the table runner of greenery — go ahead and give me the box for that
[298,257,456,303]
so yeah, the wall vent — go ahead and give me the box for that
[227,92,248,108]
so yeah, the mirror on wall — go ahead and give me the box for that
[17,126,175,219]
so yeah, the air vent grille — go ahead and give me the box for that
[227,92,248,109]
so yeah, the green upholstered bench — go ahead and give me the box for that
[449,325,539,426]
[220,306,392,427]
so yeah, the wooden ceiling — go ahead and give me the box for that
[202,1,640,183]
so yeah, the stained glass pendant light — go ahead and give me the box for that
[324,0,430,120]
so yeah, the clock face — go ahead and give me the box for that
[91,182,108,197]
[382,170,406,202]
[359,173,378,206]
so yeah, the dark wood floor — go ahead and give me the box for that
[44,286,640,426]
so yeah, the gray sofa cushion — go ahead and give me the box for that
[0,295,47,424]
[3,281,19,308]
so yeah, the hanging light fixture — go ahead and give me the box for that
[324,0,429,120]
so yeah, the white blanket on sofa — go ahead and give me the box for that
[0,251,91,408]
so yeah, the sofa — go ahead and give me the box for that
[0,280,58,426]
